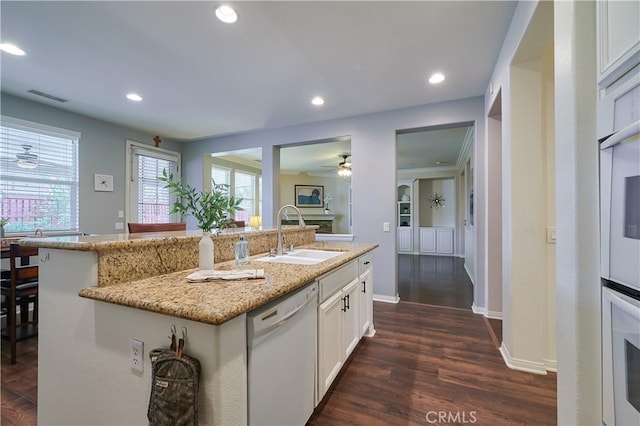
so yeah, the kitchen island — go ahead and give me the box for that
[22,228,376,425]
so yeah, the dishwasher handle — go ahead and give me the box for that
[249,293,316,347]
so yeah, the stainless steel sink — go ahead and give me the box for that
[255,249,342,265]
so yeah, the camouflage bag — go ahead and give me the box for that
[147,343,201,425]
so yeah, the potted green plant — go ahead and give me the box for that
[159,169,243,270]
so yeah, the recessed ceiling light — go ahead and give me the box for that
[0,43,26,56]
[215,5,238,23]
[126,93,143,102]
[311,97,325,106]
[428,73,446,84]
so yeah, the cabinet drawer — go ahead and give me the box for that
[358,253,372,276]
[319,260,358,302]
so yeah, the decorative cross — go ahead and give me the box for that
[153,136,162,147]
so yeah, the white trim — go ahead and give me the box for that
[499,343,547,375]
[464,263,474,284]
[373,294,400,304]
[471,303,485,315]
[125,140,181,227]
[1,115,81,140]
[486,310,503,320]
[543,358,557,372]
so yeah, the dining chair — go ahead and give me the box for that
[1,243,39,364]
[127,222,186,233]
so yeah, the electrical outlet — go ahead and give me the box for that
[115,222,124,230]
[383,222,390,232]
[129,338,143,373]
[118,210,124,218]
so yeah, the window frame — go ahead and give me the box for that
[125,140,181,227]
[0,115,81,236]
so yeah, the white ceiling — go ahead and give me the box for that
[0,1,517,142]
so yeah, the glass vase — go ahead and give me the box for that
[199,231,214,270]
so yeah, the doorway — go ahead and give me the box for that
[396,124,474,309]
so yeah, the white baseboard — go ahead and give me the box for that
[486,310,503,320]
[373,294,400,303]
[464,263,474,285]
[543,358,557,372]
[471,304,503,320]
[499,343,548,375]
[471,303,485,315]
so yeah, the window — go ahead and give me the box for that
[234,171,256,223]
[211,165,260,223]
[0,116,80,234]
[127,141,180,224]
[212,166,230,187]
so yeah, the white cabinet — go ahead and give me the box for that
[318,275,359,400]
[597,0,640,88]
[419,227,454,255]
[358,253,374,338]
[397,227,412,253]
[436,228,454,254]
[318,289,344,398]
[342,278,360,359]
[317,254,373,402]
[419,227,436,253]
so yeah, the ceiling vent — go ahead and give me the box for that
[27,89,68,103]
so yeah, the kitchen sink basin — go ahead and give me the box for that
[286,249,342,260]
[255,249,342,265]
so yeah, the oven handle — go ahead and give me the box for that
[600,119,640,150]
[603,287,640,320]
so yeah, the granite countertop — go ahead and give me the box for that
[18,227,297,251]
[78,241,377,326]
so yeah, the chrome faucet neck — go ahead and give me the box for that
[276,205,306,255]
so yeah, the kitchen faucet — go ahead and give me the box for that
[276,204,306,255]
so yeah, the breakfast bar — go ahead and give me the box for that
[22,228,377,425]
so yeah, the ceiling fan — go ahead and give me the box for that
[0,144,41,169]
[322,154,352,177]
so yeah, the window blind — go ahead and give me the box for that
[212,166,230,186]
[0,116,80,233]
[234,171,255,221]
[136,153,177,223]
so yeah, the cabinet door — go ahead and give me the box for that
[317,290,344,400]
[397,227,412,252]
[359,270,372,337]
[597,0,640,87]
[342,278,360,359]
[419,228,436,253]
[436,228,454,254]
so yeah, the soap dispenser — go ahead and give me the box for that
[235,233,249,265]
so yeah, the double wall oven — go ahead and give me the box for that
[600,78,640,425]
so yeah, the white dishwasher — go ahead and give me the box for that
[247,282,318,426]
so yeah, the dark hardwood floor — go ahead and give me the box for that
[309,302,557,425]
[1,256,553,425]
[398,254,473,309]
[1,336,37,425]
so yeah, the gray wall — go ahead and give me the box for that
[1,93,183,234]
[182,97,485,299]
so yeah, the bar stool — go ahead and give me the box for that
[1,243,39,364]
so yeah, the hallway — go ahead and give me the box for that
[398,254,473,309]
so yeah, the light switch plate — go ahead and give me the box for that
[546,226,556,244]
[383,222,390,232]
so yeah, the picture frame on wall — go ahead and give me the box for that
[295,185,324,208]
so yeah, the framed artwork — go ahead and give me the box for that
[94,174,114,192]
[295,185,324,207]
